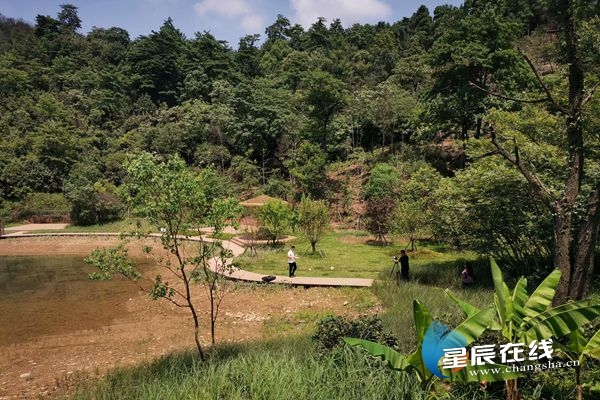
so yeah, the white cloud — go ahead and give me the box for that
[290,0,391,27]
[194,0,264,34]
[194,0,250,18]
[241,14,266,33]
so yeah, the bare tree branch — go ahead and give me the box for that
[519,49,566,113]
[472,150,500,160]
[583,82,600,107]
[489,126,556,212]
[161,296,187,308]
[468,81,548,104]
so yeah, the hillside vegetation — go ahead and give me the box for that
[1,1,599,297]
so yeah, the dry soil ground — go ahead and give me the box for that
[0,237,378,399]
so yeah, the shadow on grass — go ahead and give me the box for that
[366,239,393,247]
[378,257,493,290]
[411,258,493,290]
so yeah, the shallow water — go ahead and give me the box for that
[0,255,142,345]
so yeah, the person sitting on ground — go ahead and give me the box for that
[462,262,475,287]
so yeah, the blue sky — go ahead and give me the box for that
[1,0,464,47]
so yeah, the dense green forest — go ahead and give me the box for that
[1,2,599,295]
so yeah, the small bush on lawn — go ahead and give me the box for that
[312,314,398,354]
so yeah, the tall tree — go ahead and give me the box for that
[484,0,600,303]
[236,34,262,78]
[264,14,291,47]
[182,31,236,101]
[127,18,186,106]
[428,3,524,139]
[57,4,81,33]
[302,70,347,152]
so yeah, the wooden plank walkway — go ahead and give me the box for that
[1,232,374,288]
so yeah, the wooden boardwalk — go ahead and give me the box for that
[1,232,374,288]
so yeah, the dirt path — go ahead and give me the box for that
[0,237,379,399]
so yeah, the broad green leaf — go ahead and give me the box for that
[566,328,587,354]
[413,299,433,342]
[491,258,513,324]
[512,277,528,323]
[489,320,502,331]
[454,306,496,345]
[582,329,600,359]
[523,302,600,343]
[445,289,481,318]
[344,338,409,370]
[527,299,591,326]
[523,269,561,318]
[406,344,431,382]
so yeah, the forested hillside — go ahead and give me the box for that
[1,2,599,292]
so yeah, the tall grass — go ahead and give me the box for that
[68,337,429,400]
[373,280,494,354]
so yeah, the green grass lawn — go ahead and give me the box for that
[235,230,479,280]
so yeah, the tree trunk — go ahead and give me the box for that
[185,275,205,360]
[553,205,574,305]
[210,283,216,345]
[504,378,519,400]
[461,123,468,141]
[475,117,482,139]
[570,189,600,300]
[175,238,205,361]
[553,0,586,305]
[191,303,205,360]
[311,241,316,253]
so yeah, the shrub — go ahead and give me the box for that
[312,314,398,354]
[11,192,71,222]
[258,200,292,244]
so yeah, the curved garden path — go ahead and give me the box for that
[1,231,373,288]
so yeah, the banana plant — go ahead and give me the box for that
[446,259,600,400]
[553,327,600,400]
[345,259,600,398]
[344,298,516,386]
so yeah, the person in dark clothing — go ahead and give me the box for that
[400,250,409,281]
[462,262,475,287]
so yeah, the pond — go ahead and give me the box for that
[0,255,143,345]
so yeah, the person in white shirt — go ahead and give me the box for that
[288,246,298,277]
